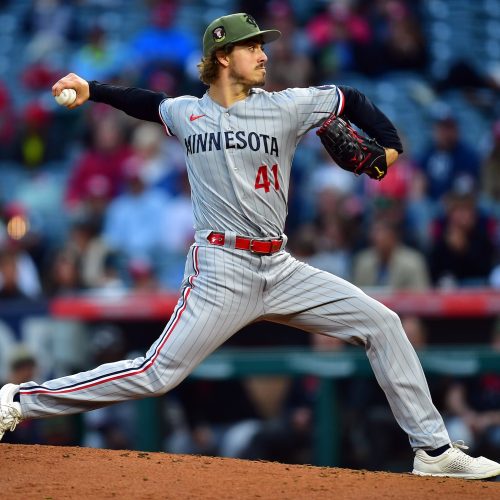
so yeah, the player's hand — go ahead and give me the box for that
[385,148,399,167]
[52,73,90,110]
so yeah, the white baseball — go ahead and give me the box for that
[55,88,77,106]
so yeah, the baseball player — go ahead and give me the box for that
[1,13,499,479]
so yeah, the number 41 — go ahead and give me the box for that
[254,164,280,193]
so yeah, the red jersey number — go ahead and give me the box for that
[254,164,280,193]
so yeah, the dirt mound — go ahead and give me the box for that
[1,444,499,499]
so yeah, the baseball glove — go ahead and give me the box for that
[316,114,388,180]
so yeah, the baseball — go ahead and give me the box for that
[55,88,77,106]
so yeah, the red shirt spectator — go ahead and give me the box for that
[65,115,132,211]
[0,81,15,153]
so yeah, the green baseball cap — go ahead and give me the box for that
[203,13,281,58]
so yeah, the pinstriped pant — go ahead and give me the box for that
[19,238,450,450]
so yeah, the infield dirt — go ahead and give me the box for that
[1,444,499,499]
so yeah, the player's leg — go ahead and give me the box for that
[262,253,449,450]
[6,245,265,421]
[263,253,500,478]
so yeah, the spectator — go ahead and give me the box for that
[309,148,358,203]
[128,122,185,197]
[0,249,31,300]
[299,164,363,279]
[434,60,500,111]
[0,200,47,279]
[159,171,194,253]
[352,219,430,290]
[305,2,373,78]
[22,0,81,61]
[362,151,418,203]
[127,256,160,292]
[91,251,127,295]
[377,0,428,72]
[0,246,41,299]
[265,36,314,91]
[310,167,361,239]
[70,175,114,238]
[166,375,313,463]
[130,1,196,74]
[263,2,313,90]
[64,214,112,289]
[73,24,131,81]
[0,345,42,444]
[65,113,133,213]
[21,57,62,92]
[0,207,42,299]
[157,171,194,289]
[263,0,310,54]
[435,59,500,95]
[362,148,431,249]
[417,107,481,203]
[82,325,136,450]
[166,378,262,458]
[428,187,496,287]
[290,222,352,281]
[237,376,313,463]
[13,101,61,170]
[102,161,170,264]
[442,320,500,458]
[481,120,500,210]
[0,81,16,159]
[42,248,83,297]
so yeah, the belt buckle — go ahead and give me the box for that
[249,238,269,255]
[249,238,282,255]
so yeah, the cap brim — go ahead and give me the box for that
[232,29,281,46]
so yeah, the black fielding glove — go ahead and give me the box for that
[316,114,388,180]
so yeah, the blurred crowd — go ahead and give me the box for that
[1,0,500,470]
[0,0,499,298]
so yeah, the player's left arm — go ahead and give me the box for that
[338,86,403,166]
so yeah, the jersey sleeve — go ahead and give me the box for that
[158,98,177,137]
[283,85,344,137]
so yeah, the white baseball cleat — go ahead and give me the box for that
[413,441,500,479]
[0,383,23,441]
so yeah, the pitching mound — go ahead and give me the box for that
[1,444,499,499]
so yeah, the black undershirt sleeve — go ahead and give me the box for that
[338,85,403,154]
[88,81,168,124]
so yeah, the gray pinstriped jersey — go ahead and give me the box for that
[159,86,344,238]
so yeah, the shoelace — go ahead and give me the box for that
[451,440,469,451]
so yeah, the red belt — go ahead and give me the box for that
[207,232,283,255]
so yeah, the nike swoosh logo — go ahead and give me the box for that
[190,114,206,121]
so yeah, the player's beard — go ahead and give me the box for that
[229,65,266,89]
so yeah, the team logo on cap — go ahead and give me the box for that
[245,14,257,28]
[212,26,226,43]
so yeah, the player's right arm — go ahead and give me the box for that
[52,73,168,123]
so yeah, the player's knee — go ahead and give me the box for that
[386,307,402,327]
[139,367,187,397]
[371,305,404,340]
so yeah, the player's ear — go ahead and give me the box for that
[214,49,230,68]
